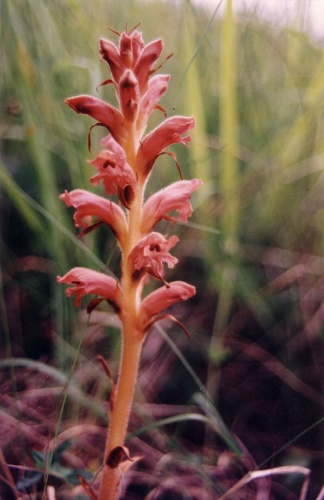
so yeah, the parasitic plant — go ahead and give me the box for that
[57,24,201,499]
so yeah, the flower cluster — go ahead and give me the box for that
[57,25,201,331]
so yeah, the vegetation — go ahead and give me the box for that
[1,0,323,498]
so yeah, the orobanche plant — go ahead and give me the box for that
[57,24,201,499]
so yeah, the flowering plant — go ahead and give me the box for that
[58,25,201,499]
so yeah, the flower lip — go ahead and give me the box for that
[89,135,137,200]
[128,232,179,284]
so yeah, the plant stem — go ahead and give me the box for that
[98,322,144,499]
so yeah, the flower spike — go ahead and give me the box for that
[60,27,201,499]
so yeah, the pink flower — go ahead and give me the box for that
[57,267,123,310]
[59,189,128,243]
[128,232,179,283]
[136,116,195,177]
[142,179,202,232]
[140,281,196,328]
[89,135,137,206]
[65,95,127,145]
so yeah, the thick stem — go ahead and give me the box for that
[98,324,144,499]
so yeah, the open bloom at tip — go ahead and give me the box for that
[57,267,123,310]
[59,189,128,243]
[142,178,202,233]
[136,115,195,177]
[128,232,179,283]
[140,280,196,329]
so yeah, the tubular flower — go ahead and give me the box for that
[59,189,128,243]
[89,135,137,205]
[142,179,202,233]
[140,281,196,329]
[65,95,127,145]
[128,232,179,283]
[57,267,123,310]
[136,115,195,177]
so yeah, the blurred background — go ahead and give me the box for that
[1,0,323,498]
